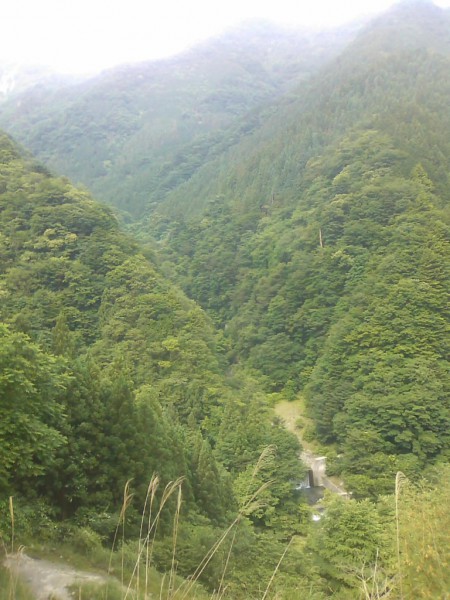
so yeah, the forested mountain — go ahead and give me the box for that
[146,0,450,496]
[0,131,308,596]
[1,1,450,598]
[0,21,360,219]
[1,0,449,497]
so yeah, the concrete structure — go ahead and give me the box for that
[300,450,349,497]
[310,456,327,486]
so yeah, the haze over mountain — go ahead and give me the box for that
[1,0,409,75]
[0,20,362,218]
[0,1,449,598]
[0,63,71,101]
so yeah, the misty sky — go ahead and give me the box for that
[2,0,450,74]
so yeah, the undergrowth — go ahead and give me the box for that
[1,447,293,600]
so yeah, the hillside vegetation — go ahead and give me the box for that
[150,0,450,497]
[0,1,449,598]
[0,132,307,597]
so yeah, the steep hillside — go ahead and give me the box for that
[0,21,359,219]
[149,0,450,496]
[0,131,306,596]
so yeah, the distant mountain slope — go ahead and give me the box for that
[0,21,360,218]
[150,0,450,224]
[0,62,79,102]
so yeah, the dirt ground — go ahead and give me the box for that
[4,552,109,600]
[274,398,311,445]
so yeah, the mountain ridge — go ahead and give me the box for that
[0,20,362,218]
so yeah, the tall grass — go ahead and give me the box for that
[9,497,14,555]
[3,448,294,600]
[98,446,291,600]
[3,464,449,599]
[0,565,35,600]
[394,471,406,600]
[1,497,34,600]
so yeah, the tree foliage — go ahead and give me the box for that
[0,132,302,587]
[0,3,450,595]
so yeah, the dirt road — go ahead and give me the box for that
[4,552,108,600]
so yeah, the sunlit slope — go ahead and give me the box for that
[153,0,450,496]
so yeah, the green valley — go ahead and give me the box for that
[0,1,449,598]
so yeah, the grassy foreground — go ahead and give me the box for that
[0,565,34,600]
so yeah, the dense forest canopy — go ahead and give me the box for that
[0,1,449,598]
[0,131,307,596]
[148,0,450,497]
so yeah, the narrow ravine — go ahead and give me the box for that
[274,399,348,497]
